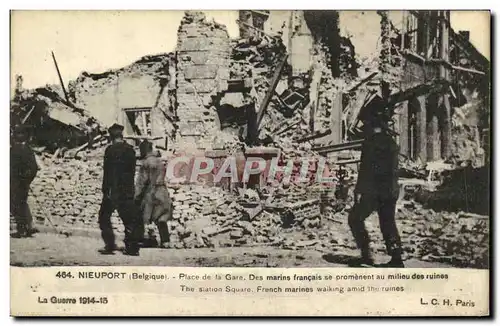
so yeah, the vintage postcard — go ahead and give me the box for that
[10,10,491,316]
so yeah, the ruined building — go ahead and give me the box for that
[11,11,490,265]
[12,10,489,167]
[393,11,489,164]
[234,10,490,165]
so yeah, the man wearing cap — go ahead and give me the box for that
[98,123,142,256]
[10,126,39,237]
[135,140,172,248]
[348,108,404,268]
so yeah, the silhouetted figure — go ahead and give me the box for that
[10,126,39,237]
[348,114,404,267]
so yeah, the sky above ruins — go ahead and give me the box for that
[11,10,490,90]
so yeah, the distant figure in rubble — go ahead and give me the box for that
[98,123,143,256]
[348,110,404,268]
[135,140,173,248]
[10,126,39,237]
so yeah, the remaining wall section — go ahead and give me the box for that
[68,54,175,141]
[176,11,231,149]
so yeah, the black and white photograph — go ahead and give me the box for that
[10,10,490,273]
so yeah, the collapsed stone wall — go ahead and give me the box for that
[28,148,323,249]
[175,11,231,149]
[10,84,102,151]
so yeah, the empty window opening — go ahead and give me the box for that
[123,108,152,136]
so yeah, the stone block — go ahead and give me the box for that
[218,67,230,80]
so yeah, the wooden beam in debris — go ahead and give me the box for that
[21,105,36,124]
[295,129,332,143]
[345,72,378,93]
[331,92,343,144]
[448,85,457,99]
[123,135,163,140]
[51,51,70,104]
[451,65,486,75]
[51,148,62,162]
[402,49,426,63]
[387,80,449,107]
[63,135,105,158]
[273,118,301,136]
[334,158,361,165]
[256,53,289,130]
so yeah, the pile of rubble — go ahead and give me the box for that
[313,202,489,268]
[450,105,485,167]
[416,165,490,216]
[24,138,489,268]
[230,33,308,144]
[395,203,489,268]
[231,35,288,81]
[13,10,489,270]
[10,83,102,151]
[164,182,328,249]
[168,185,285,248]
[28,145,328,249]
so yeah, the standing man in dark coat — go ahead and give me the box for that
[348,112,404,267]
[98,123,142,256]
[10,126,39,237]
[135,140,172,248]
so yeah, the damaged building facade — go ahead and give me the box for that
[13,10,489,164]
[392,11,489,165]
[235,11,489,166]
